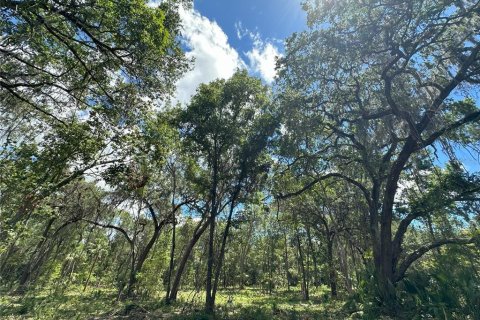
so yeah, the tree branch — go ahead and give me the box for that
[277,172,371,206]
[394,235,479,282]
[82,219,133,245]
[417,110,480,150]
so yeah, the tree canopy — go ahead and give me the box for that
[277,0,480,312]
[1,1,479,319]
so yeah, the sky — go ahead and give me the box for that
[146,0,480,172]
[170,0,307,104]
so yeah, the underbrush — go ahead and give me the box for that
[0,286,348,319]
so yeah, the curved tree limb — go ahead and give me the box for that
[394,235,479,282]
[82,218,133,245]
[277,172,371,207]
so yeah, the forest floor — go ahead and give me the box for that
[0,286,356,319]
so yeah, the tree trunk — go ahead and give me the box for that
[283,229,290,291]
[339,240,352,294]
[17,217,56,291]
[125,243,136,298]
[125,226,161,297]
[296,232,309,301]
[376,141,416,313]
[169,217,211,301]
[327,235,337,298]
[83,251,100,292]
[212,199,236,305]
[205,213,216,313]
[205,146,219,314]
[165,221,176,303]
[239,221,254,288]
[268,238,274,294]
[165,168,177,303]
[306,226,320,286]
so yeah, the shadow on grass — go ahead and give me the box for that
[0,287,348,320]
[169,288,346,320]
[0,288,119,319]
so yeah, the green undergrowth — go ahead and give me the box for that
[0,286,351,319]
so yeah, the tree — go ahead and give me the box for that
[94,111,193,298]
[0,1,191,271]
[178,70,276,313]
[277,0,480,314]
[1,0,192,299]
[1,0,188,126]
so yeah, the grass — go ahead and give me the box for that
[173,286,348,319]
[0,287,119,319]
[0,286,352,319]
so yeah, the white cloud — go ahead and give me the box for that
[234,21,247,40]
[235,22,282,84]
[174,8,245,104]
[246,42,281,84]
[157,6,282,104]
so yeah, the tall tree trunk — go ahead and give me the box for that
[338,239,352,294]
[165,221,176,303]
[83,251,100,292]
[283,229,290,291]
[239,221,254,289]
[296,232,309,301]
[125,243,136,298]
[205,146,219,314]
[306,226,319,286]
[169,217,211,301]
[212,199,236,305]
[368,187,396,311]
[223,264,227,289]
[350,240,361,289]
[125,226,161,297]
[327,235,337,298]
[165,168,177,303]
[268,237,274,294]
[205,213,216,313]
[377,143,416,313]
[17,217,56,292]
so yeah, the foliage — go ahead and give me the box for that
[276,0,480,314]
[1,0,480,319]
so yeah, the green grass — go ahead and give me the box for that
[0,286,351,319]
[0,287,120,319]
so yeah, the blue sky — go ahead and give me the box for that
[159,0,306,104]
[194,0,306,52]
[154,0,480,173]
